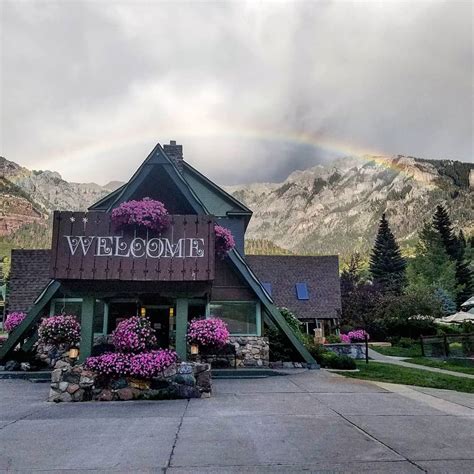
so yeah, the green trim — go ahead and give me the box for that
[227,251,317,365]
[175,298,188,360]
[182,162,252,215]
[79,297,95,363]
[0,280,61,362]
[104,144,208,214]
[88,184,126,210]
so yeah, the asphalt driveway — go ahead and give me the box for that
[1,370,473,473]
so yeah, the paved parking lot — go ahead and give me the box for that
[1,370,473,472]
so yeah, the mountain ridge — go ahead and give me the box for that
[0,154,473,258]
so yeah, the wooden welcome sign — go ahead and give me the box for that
[50,211,215,281]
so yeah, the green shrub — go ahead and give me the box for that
[397,337,417,348]
[326,334,342,344]
[320,352,356,370]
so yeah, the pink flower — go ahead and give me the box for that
[340,334,351,344]
[111,316,157,353]
[214,225,235,258]
[187,317,229,348]
[346,329,370,342]
[111,198,170,232]
[84,349,178,379]
[4,312,26,332]
[38,315,80,346]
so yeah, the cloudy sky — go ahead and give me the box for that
[1,0,472,185]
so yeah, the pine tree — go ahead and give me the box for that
[406,222,459,299]
[369,214,407,294]
[433,205,459,259]
[431,205,473,305]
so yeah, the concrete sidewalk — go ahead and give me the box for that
[1,370,473,472]
[368,347,474,379]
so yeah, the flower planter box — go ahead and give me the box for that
[324,343,367,359]
[48,360,212,402]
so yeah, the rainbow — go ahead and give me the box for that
[36,125,423,182]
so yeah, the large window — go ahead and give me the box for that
[50,299,106,334]
[209,301,260,336]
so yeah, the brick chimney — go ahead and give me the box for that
[163,140,183,171]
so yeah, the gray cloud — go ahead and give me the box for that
[1,0,472,185]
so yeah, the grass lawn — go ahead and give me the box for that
[372,344,422,358]
[406,357,474,376]
[339,360,474,393]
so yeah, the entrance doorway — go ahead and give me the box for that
[144,306,174,349]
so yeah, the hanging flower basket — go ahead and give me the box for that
[111,197,170,233]
[4,312,26,333]
[214,225,235,258]
[111,316,158,353]
[38,315,81,346]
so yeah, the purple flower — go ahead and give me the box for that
[111,198,170,232]
[214,225,235,258]
[339,334,351,344]
[4,312,26,332]
[187,317,229,348]
[346,329,370,342]
[38,315,81,346]
[84,349,178,379]
[111,316,157,353]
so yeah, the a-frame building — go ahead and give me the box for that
[1,141,316,366]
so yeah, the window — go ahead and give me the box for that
[209,301,260,336]
[262,282,272,296]
[295,283,309,300]
[50,299,106,334]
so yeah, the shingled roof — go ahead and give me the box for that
[246,255,341,320]
[8,250,52,312]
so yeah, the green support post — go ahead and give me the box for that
[79,297,95,363]
[175,298,189,360]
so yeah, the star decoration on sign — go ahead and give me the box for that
[69,217,75,222]
[82,217,88,223]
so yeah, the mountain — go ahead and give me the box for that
[227,155,474,257]
[1,154,473,260]
[0,157,123,254]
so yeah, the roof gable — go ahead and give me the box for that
[182,162,252,218]
[89,143,207,214]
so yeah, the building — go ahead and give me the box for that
[1,141,341,365]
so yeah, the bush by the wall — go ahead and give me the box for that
[320,352,356,370]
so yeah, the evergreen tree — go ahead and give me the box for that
[431,205,473,305]
[369,214,407,294]
[406,222,459,299]
[434,288,457,316]
[432,205,459,259]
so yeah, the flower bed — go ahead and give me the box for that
[84,349,178,379]
[4,312,26,333]
[111,197,170,232]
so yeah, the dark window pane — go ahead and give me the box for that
[209,302,257,335]
[93,301,105,333]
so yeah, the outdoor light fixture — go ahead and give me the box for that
[140,307,146,317]
[68,347,79,359]
[190,344,199,355]
[169,307,174,318]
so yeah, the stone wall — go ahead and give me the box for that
[49,360,212,402]
[230,336,269,367]
[324,343,367,359]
